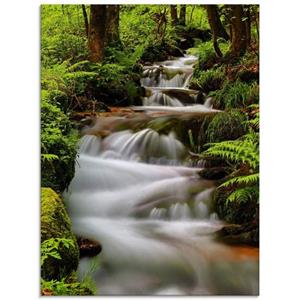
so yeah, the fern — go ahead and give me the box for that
[41,238,75,267]
[204,136,259,169]
[203,130,259,205]
[41,153,59,162]
[220,173,259,188]
[226,186,259,204]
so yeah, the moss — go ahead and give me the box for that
[41,188,79,280]
[206,110,247,143]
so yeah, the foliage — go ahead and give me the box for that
[41,277,94,296]
[41,188,79,280]
[41,238,75,266]
[41,5,88,66]
[211,80,259,110]
[41,91,78,191]
[188,40,230,70]
[206,110,247,143]
[203,118,259,207]
[41,255,100,295]
[190,66,225,93]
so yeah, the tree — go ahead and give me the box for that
[205,5,229,57]
[170,5,178,26]
[81,5,89,38]
[88,5,120,62]
[179,5,186,26]
[229,5,247,57]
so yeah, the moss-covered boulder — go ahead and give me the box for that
[41,188,79,280]
[206,110,247,143]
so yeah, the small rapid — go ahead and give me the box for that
[64,54,258,295]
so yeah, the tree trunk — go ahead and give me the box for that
[179,5,186,26]
[205,5,229,41]
[88,5,106,62]
[244,5,251,47]
[81,5,89,38]
[205,5,229,57]
[88,5,120,62]
[170,5,178,26]
[105,5,120,47]
[229,5,247,57]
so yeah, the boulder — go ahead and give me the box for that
[77,237,102,258]
[41,188,79,280]
[216,224,259,246]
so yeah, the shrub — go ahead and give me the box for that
[41,91,78,191]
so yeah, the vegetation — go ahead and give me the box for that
[41,4,259,294]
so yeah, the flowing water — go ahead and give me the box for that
[64,54,259,295]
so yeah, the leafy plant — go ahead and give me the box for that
[41,90,78,191]
[203,131,259,205]
[41,278,93,296]
[41,238,75,266]
[211,80,259,109]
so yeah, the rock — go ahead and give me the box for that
[77,237,102,258]
[198,167,229,180]
[41,188,79,280]
[216,224,259,246]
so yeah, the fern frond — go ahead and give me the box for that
[220,173,259,188]
[226,186,259,204]
[41,153,59,162]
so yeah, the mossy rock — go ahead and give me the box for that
[41,188,79,280]
[206,110,247,143]
[212,188,259,225]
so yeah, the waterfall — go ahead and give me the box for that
[139,54,215,112]
[65,54,258,295]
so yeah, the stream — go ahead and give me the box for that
[64,54,259,295]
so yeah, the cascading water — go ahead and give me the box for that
[64,55,258,295]
[137,54,217,112]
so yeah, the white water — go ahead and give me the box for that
[65,55,258,295]
[140,54,214,109]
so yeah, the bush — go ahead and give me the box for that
[41,90,78,191]
[206,110,247,143]
[211,80,259,110]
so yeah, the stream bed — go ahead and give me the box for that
[64,54,259,295]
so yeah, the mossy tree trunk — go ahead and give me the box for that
[170,5,178,26]
[88,5,120,62]
[179,5,186,26]
[229,5,248,57]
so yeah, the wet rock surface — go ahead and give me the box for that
[77,237,102,258]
